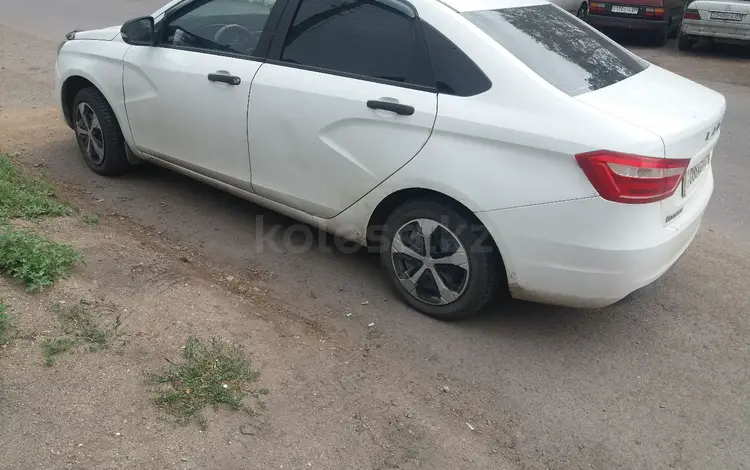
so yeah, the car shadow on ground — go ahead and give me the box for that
[41,139,659,352]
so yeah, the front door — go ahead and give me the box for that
[247,0,438,219]
[123,0,283,188]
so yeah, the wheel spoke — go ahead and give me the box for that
[392,236,424,262]
[90,114,101,132]
[75,123,88,136]
[430,267,459,304]
[91,137,105,160]
[85,134,94,158]
[436,247,469,270]
[78,103,91,130]
[399,264,426,295]
[417,219,439,257]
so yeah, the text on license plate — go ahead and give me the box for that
[611,5,639,13]
[710,11,744,21]
[682,154,711,197]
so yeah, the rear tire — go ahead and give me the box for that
[678,32,696,51]
[379,199,500,321]
[668,19,679,38]
[651,27,669,47]
[72,87,131,176]
[576,2,588,19]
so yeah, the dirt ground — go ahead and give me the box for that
[0,109,519,469]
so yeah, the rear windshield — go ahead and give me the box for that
[462,4,648,95]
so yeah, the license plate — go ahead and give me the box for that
[710,11,743,21]
[682,153,711,197]
[611,5,639,13]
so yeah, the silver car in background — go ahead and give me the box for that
[678,0,750,49]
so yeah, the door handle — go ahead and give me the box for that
[208,73,241,85]
[366,100,414,116]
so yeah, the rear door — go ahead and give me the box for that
[246,0,438,219]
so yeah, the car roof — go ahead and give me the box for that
[435,0,548,12]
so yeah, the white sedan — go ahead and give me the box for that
[678,0,750,50]
[55,0,725,320]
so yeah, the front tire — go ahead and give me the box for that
[379,199,500,321]
[72,87,131,176]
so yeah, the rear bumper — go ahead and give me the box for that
[681,20,750,41]
[476,169,713,309]
[587,14,668,32]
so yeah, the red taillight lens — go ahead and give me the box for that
[590,1,607,12]
[684,8,700,19]
[644,7,665,18]
[576,151,691,204]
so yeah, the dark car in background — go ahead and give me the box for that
[586,0,686,45]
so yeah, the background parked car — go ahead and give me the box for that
[678,0,750,50]
[586,0,688,45]
[551,0,591,18]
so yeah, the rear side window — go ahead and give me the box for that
[280,0,433,88]
[463,4,648,95]
[421,21,491,97]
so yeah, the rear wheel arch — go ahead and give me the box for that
[371,190,509,319]
[366,188,508,282]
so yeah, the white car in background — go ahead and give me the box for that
[55,0,725,320]
[679,0,750,49]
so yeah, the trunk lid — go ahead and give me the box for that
[576,65,726,224]
[690,0,750,24]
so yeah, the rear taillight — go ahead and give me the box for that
[590,1,607,12]
[684,8,700,19]
[576,151,691,204]
[644,7,665,18]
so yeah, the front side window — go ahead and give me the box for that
[280,0,432,87]
[163,0,277,57]
[463,4,648,95]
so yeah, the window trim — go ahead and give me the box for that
[419,20,493,97]
[266,0,438,93]
[152,0,287,61]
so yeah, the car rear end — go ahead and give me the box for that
[455,0,725,308]
[680,0,750,43]
[587,0,670,41]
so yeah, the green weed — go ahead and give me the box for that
[42,300,123,366]
[0,227,82,291]
[42,338,79,366]
[149,335,263,426]
[0,154,70,220]
[82,213,100,225]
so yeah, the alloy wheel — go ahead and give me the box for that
[390,218,470,306]
[74,102,105,165]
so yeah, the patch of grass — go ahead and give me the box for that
[0,227,82,291]
[42,338,79,366]
[0,303,13,347]
[149,335,263,426]
[0,154,70,220]
[58,300,121,349]
[81,213,100,225]
[42,301,123,366]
